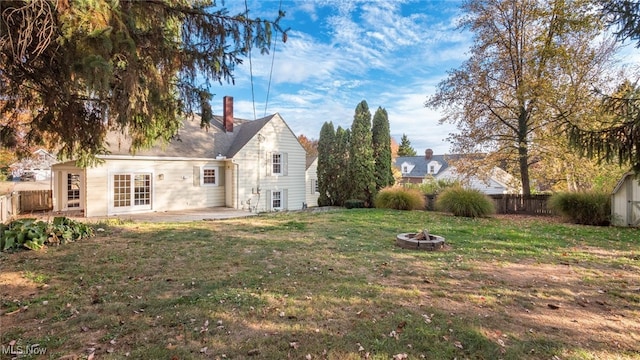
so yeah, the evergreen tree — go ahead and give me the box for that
[372,107,394,190]
[397,134,417,157]
[0,0,287,164]
[334,126,351,205]
[348,100,376,205]
[317,122,336,206]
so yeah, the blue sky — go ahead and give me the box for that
[214,0,469,155]
[215,0,639,155]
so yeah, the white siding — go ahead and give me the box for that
[305,158,319,207]
[51,161,86,213]
[71,158,228,217]
[611,172,640,227]
[233,115,307,212]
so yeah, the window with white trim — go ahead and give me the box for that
[272,153,282,175]
[201,166,219,186]
[113,173,151,209]
[272,190,282,209]
[429,165,435,174]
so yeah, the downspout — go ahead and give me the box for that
[232,160,239,209]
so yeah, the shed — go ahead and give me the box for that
[611,171,640,227]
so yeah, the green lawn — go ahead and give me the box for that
[1,209,639,359]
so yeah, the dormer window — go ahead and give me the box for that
[403,166,408,173]
[429,165,435,174]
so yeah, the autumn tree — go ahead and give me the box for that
[372,107,394,190]
[0,0,286,165]
[348,100,376,205]
[397,134,417,157]
[297,134,318,158]
[426,0,618,195]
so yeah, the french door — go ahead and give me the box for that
[111,173,152,213]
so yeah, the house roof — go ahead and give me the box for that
[612,171,638,194]
[10,149,57,170]
[105,113,274,159]
[394,155,452,178]
[306,155,317,170]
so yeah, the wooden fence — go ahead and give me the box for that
[20,190,53,212]
[489,194,553,215]
[0,190,53,222]
[425,194,553,216]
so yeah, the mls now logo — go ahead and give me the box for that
[1,343,47,356]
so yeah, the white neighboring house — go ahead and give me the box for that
[305,156,319,207]
[10,149,57,181]
[51,96,311,217]
[395,149,519,195]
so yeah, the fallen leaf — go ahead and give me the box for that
[305,355,312,360]
[454,341,463,349]
[247,349,260,356]
[289,342,299,349]
[547,304,560,310]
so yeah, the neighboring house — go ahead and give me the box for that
[305,155,319,207]
[611,171,639,227]
[10,149,57,181]
[395,149,518,195]
[51,96,309,217]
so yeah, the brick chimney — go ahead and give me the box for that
[223,96,233,132]
[425,148,433,160]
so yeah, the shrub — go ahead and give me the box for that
[435,187,495,218]
[408,176,459,195]
[548,192,610,226]
[344,199,366,209]
[374,187,426,210]
[1,217,94,252]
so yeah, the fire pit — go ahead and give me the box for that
[396,229,445,251]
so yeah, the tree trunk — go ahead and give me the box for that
[518,143,531,195]
[518,107,531,195]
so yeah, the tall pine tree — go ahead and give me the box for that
[334,126,351,205]
[372,107,394,190]
[348,100,376,205]
[397,134,417,156]
[317,122,336,206]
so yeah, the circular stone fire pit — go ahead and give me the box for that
[396,229,445,251]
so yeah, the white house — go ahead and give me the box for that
[305,156,319,207]
[51,96,310,217]
[395,149,518,195]
[611,171,639,227]
[10,149,57,181]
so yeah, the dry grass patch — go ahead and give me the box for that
[1,209,639,359]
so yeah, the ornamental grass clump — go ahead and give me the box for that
[374,187,426,210]
[548,192,611,226]
[435,186,495,218]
